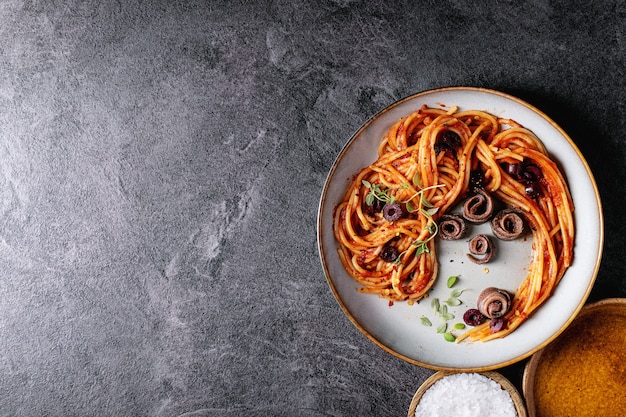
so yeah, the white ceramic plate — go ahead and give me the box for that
[317,87,603,371]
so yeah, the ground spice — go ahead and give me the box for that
[533,311,626,416]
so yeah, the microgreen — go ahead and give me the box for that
[412,172,420,187]
[362,180,396,206]
[362,180,442,265]
[392,237,432,266]
[412,240,431,256]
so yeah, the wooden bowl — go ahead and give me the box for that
[408,371,527,417]
[522,298,626,417]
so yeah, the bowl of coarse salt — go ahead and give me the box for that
[408,371,527,417]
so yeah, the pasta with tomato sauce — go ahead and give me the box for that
[333,105,574,342]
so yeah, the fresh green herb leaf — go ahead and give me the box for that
[420,316,432,327]
[454,323,466,330]
[438,304,448,316]
[450,288,465,298]
[405,201,416,213]
[363,182,396,206]
[444,332,456,342]
[436,323,447,334]
[392,237,431,266]
[412,172,420,187]
[421,196,433,208]
[442,312,455,321]
[424,207,439,217]
[445,297,462,306]
[430,298,440,312]
[438,305,454,320]
[446,275,459,288]
[414,242,430,256]
[365,193,375,206]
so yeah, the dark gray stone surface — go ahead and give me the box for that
[0,0,623,416]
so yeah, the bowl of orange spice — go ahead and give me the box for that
[522,298,626,417]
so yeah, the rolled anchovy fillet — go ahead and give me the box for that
[491,208,526,241]
[462,189,495,224]
[438,214,468,240]
[477,287,512,319]
[467,234,495,264]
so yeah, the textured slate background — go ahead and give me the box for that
[0,0,624,416]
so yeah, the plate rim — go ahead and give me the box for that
[317,86,604,371]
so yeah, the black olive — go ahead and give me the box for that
[463,308,485,326]
[525,181,541,199]
[490,318,505,332]
[469,169,485,190]
[433,142,443,154]
[523,163,542,182]
[380,244,399,262]
[504,162,522,179]
[442,130,461,149]
[502,159,543,198]
[364,197,385,215]
[435,130,462,154]
[407,131,419,146]
[383,202,403,222]
[521,170,535,183]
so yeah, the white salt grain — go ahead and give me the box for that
[414,373,517,417]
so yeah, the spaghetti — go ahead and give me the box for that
[333,105,574,342]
